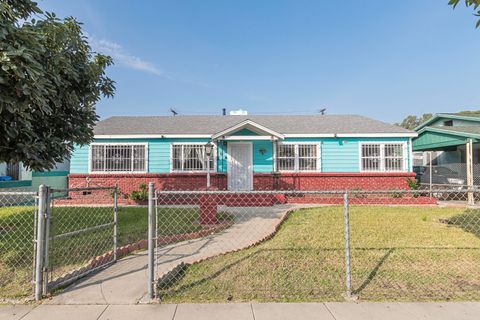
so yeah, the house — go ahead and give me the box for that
[412,113,480,185]
[68,114,417,195]
[0,161,69,191]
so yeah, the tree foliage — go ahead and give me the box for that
[0,0,115,171]
[448,0,480,27]
[395,114,433,130]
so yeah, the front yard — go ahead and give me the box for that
[158,206,480,302]
[0,205,231,299]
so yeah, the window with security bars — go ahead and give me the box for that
[276,143,318,171]
[172,144,215,172]
[90,144,147,172]
[361,143,406,172]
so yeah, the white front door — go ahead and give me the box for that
[228,142,253,191]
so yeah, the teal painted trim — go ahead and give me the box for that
[32,171,69,177]
[0,180,32,188]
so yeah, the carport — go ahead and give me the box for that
[413,125,480,204]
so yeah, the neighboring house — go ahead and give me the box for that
[68,114,417,194]
[0,160,70,190]
[412,113,480,185]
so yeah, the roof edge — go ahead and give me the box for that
[414,113,480,131]
[416,126,480,140]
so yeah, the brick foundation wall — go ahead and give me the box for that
[253,172,416,190]
[68,172,415,193]
[65,172,416,205]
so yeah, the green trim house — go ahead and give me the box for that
[413,113,480,165]
[68,114,417,194]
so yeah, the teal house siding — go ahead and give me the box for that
[284,137,411,173]
[70,138,210,174]
[70,144,89,173]
[253,140,273,172]
[321,138,360,172]
[69,137,411,174]
[217,142,228,173]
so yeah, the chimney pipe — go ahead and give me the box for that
[222,108,226,116]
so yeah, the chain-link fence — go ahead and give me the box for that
[44,187,117,292]
[415,163,480,187]
[347,189,480,301]
[148,186,480,302]
[0,185,119,301]
[0,190,37,300]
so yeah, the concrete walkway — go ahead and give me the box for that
[46,205,296,305]
[2,302,479,320]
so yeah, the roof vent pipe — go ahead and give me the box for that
[222,108,226,116]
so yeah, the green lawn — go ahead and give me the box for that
[0,205,230,299]
[158,206,480,302]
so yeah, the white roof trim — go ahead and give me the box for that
[284,133,417,138]
[222,136,280,141]
[211,120,284,140]
[94,132,416,139]
[94,134,212,139]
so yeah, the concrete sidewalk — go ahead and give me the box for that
[1,302,479,320]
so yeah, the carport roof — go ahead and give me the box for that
[413,126,480,151]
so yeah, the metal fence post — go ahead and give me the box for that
[42,187,51,295]
[147,182,156,299]
[113,184,118,262]
[34,185,47,301]
[343,191,352,299]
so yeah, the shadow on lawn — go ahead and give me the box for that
[157,247,345,299]
[352,248,393,296]
[446,209,480,239]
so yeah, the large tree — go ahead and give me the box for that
[448,0,480,27]
[0,0,114,171]
[396,113,433,130]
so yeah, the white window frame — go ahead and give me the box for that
[359,141,408,172]
[170,142,217,173]
[88,142,149,174]
[274,142,321,172]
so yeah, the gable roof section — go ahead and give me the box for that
[94,115,416,138]
[211,119,284,140]
[415,113,480,131]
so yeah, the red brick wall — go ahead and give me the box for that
[253,172,416,191]
[68,173,228,194]
[64,172,418,205]
[67,172,414,201]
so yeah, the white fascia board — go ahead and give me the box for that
[283,133,417,138]
[221,136,279,141]
[94,134,212,139]
[336,133,418,138]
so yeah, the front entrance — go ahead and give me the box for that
[227,142,253,191]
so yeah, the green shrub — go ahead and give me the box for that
[129,183,148,201]
[407,177,419,190]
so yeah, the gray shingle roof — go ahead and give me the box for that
[94,115,414,135]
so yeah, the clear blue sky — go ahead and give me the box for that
[40,0,480,123]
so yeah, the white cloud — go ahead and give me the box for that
[86,33,162,76]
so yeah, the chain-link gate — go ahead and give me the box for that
[0,190,37,299]
[33,185,118,299]
[147,185,480,302]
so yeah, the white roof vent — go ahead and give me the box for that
[229,109,248,115]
